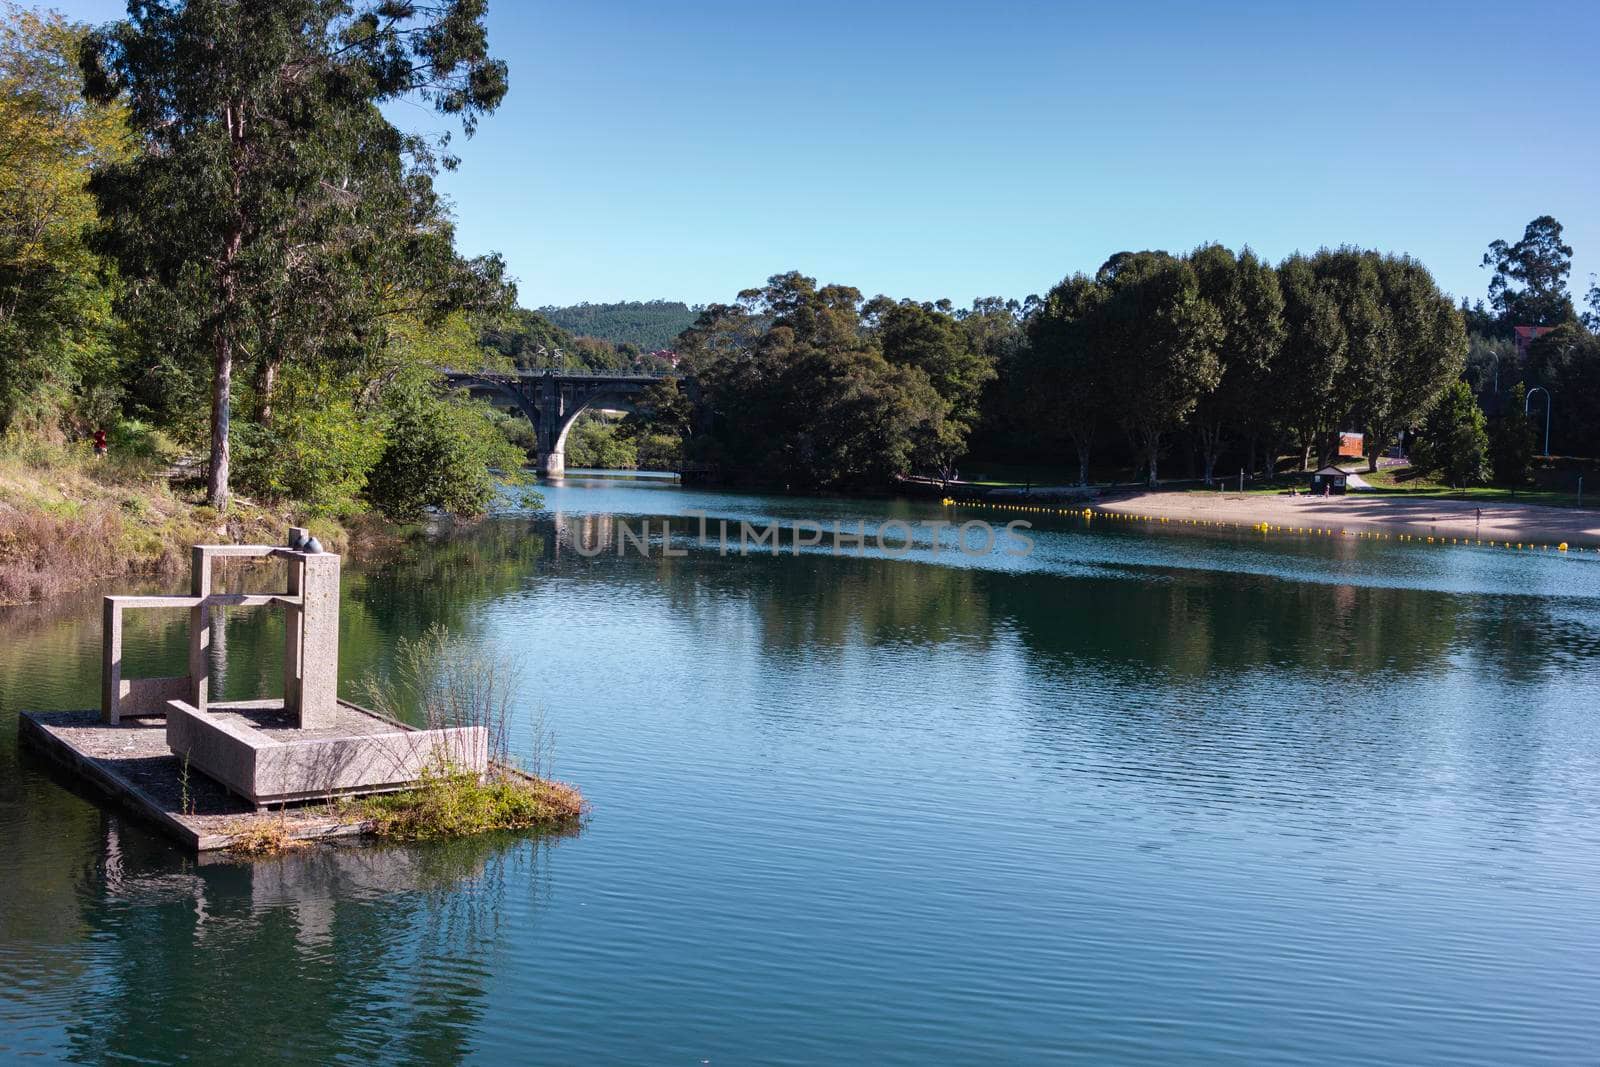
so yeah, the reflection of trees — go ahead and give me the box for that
[331,515,1589,680]
[57,830,547,1064]
[541,511,996,654]
[1001,565,1464,679]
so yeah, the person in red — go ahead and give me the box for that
[92,427,108,459]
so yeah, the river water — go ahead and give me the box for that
[2,475,1598,1064]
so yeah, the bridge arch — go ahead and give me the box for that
[440,368,683,477]
[546,390,640,476]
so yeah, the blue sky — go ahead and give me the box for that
[48,0,1600,311]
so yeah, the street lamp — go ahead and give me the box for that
[1525,386,1552,457]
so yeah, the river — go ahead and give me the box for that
[2,474,1598,1064]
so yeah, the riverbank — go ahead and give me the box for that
[0,445,350,605]
[1098,490,1600,546]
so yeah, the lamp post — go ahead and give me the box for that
[1525,386,1552,457]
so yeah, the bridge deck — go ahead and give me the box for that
[441,367,678,382]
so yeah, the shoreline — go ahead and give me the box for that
[1096,491,1600,546]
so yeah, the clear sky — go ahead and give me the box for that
[45,0,1600,311]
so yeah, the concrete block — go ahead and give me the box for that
[167,699,272,800]
[167,699,488,808]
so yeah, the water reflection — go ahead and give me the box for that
[0,816,546,1063]
[3,482,1600,1063]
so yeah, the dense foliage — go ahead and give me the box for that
[994,246,1463,486]
[0,6,127,435]
[539,300,696,351]
[0,3,533,522]
[79,0,512,510]
[674,273,1000,488]
[1412,380,1489,486]
[1459,217,1600,460]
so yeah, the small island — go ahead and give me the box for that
[19,527,583,853]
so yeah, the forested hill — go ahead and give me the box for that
[539,300,697,350]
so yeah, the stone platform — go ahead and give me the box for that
[18,702,439,852]
[166,698,485,810]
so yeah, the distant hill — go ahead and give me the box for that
[539,300,697,351]
[480,307,675,373]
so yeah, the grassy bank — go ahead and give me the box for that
[0,436,348,604]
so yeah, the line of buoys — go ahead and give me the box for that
[938,497,1590,554]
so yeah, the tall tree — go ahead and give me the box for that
[1318,249,1393,470]
[1096,252,1222,486]
[1368,254,1466,471]
[1272,255,1347,470]
[1482,216,1576,328]
[1189,245,1284,484]
[1023,274,1106,484]
[0,5,127,433]
[81,0,508,508]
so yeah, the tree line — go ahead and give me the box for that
[668,250,1463,490]
[662,217,1600,492]
[538,300,697,352]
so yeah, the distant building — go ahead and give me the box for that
[1337,432,1364,459]
[1513,325,1555,362]
[1311,465,1350,495]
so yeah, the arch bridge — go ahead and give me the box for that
[441,367,690,477]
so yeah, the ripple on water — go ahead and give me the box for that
[2,481,1600,1063]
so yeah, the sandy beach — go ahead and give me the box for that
[1097,491,1600,546]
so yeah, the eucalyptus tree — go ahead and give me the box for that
[1188,245,1284,484]
[1482,215,1576,329]
[1095,252,1222,486]
[866,297,996,475]
[80,0,509,508]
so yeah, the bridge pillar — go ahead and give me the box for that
[536,377,569,478]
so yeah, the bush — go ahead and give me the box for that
[356,769,585,841]
[564,412,637,469]
[635,431,683,471]
[366,388,531,519]
[234,374,384,512]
